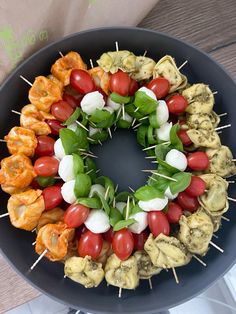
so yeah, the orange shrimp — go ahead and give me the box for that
[7,189,45,231]
[37,207,64,232]
[35,222,75,261]
[51,51,87,86]
[88,66,110,95]
[29,76,62,112]
[4,126,37,157]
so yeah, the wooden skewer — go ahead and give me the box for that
[133,122,142,130]
[122,104,125,120]
[12,109,21,115]
[0,213,9,218]
[134,107,140,113]
[32,241,36,246]
[63,275,67,279]
[113,198,116,208]
[85,169,94,175]
[31,228,36,233]
[108,127,112,139]
[96,169,101,174]
[178,60,188,71]
[75,120,89,132]
[90,59,94,69]
[30,249,47,270]
[98,140,103,146]
[227,180,235,184]
[0,139,6,142]
[148,278,153,290]
[87,137,95,142]
[131,118,137,127]
[75,310,80,314]
[232,159,236,162]
[118,287,122,298]
[143,145,157,151]
[212,233,219,239]
[209,241,224,253]
[132,198,135,206]
[128,186,135,193]
[193,255,207,267]
[105,186,110,201]
[139,116,148,121]
[80,152,98,159]
[59,51,64,57]
[115,41,119,52]
[142,170,177,182]
[151,161,159,164]
[115,184,119,193]
[217,131,222,135]
[228,197,236,202]
[149,176,158,183]
[116,107,122,119]
[143,50,147,57]
[20,75,33,86]
[212,91,218,95]
[215,124,231,131]
[145,156,156,159]
[218,112,227,117]
[126,196,130,220]
[172,267,179,284]
[222,215,230,222]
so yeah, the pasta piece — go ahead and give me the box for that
[134,250,162,279]
[186,129,221,149]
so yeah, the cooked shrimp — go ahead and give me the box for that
[37,207,64,232]
[35,222,75,261]
[88,67,110,95]
[29,76,62,112]
[4,126,37,157]
[7,189,44,231]
[0,154,36,193]
[51,51,87,86]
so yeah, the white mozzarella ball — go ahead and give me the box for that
[89,184,106,198]
[58,155,75,182]
[116,202,126,214]
[85,209,110,233]
[54,138,66,160]
[156,100,169,126]
[89,126,101,137]
[61,180,76,204]
[107,96,121,110]
[67,123,77,132]
[81,91,105,115]
[138,196,168,212]
[122,112,133,123]
[165,149,187,171]
[156,122,172,141]
[138,87,157,100]
[128,212,148,234]
[103,106,114,114]
[165,186,178,200]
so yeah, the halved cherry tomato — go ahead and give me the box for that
[78,230,103,260]
[42,185,63,210]
[147,77,170,99]
[64,204,90,228]
[177,129,193,146]
[63,93,81,108]
[177,192,199,212]
[166,94,188,114]
[51,100,74,122]
[187,152,209,171]
[185,176,206,197]
[148,211,170,237]
[70,69,96,94]
[104,228,114,243]
[133,230,148,251]
[109,70,131,96]
[35,135,55,157]
[129,78,139,96]
[166,202,183,224]
[34,156,59,177]
[112,228,134,260]
[46,119,65,135]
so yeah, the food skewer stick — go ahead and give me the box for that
[212,233,219,239]
[151,161,159,164]
[232,159,236,162]
[128,186,135,193]
[139,116,148,121]
[75,120,89,132]
[98,140,103,146]
[0,139,6,143]
[121,104,125,120]
[227,180,235,184]
[178,60,188,71]
[108,127,112,139]
[133,122,142,130]
[215,124,231,131]
[31,228,36,233]
[228,197,236,202]
[32,241,36,246]
[126,196,130,220]
[113,198,116,208]
[90,59,94,69]
[143,145,157,151]
[131,118,137,127]
[75,310,80,314]
[80,152,98,159]
[209,241,224,253]
[20,75,33,86]
[142,170,178,182]
[0,213,9,218]
[148,278,153,290]
[172,267,179,284]
[118,287,122,298]
[58,51,64,57]
[12,109,21,115]
[143,50,147,57]
[218,112,228,117]
[85,169,94,175]
[96,169,101,174]
[115,41,119,52]
[212,91,218,95]
[145,156,156,159]
[87,137,96,142]
[134,107,140,113]
[193,255,207,267]
[115,184,119,193]
[222,216,230,222]
[116,107,122,119]
[30,249,48,271]
[104,186,110,201]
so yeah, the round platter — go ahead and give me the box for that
[0,27,236,314]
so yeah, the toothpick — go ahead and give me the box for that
[113,198,116,208]
[178,60,188,71]
[148,278,153,289]
[148,176,158,183]
[115,41,119,52]
[59,51,64,57]
[75,121,89,132]
[228,197,236,202]
[141,170,178,182]
[115,184,119,193]
[122,104,125,120]
[218,112,227,117]
[98,140,103,146]
[0,139,6,142]
[212,91,218,95]
[80,152,98,159]
[133,122,142,130]
[131,118,137,127]
[116,107,122,119]
[118,287,122,298]
[193,255,207,267]
[114,126,117,132]
[0,213,9,218]
[151,161,159,164]
[86,169,94,175]
[227,180,235,184]
[75,310,80,314]
[105,186,110,201]
[87,137,95,142]
[31,228,36,233]
[232,159,236,162]
[30,249,48,270]
[212,233,218,239]
[108,127,112,139]
[222,215,230,222]
[54,176,61,179]
[64,275,67,279]
[139,116,148,121]
[134,107,139,113]
[128,186,135,193]
[125,196,130,220]
[96,169,101,174]
[32,241,36,246]
[209,241,224,253]
[20,75,33,86]
[145,156,156,159]
[172,267,179,284]
[215,124,231,131]
[90,59,94,68]
[11,109,21,115]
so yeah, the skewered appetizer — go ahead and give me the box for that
[0,47,235,297]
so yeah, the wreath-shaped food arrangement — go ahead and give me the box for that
[0,47,235,296]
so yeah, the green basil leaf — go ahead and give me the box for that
[113,218,137,231]
[137,125,148,147]
[149,111,159,128]
[84,157,97,182]
[36,176,55,188]
[169,172,192,194]
[89,129,108,143]
[77,197,102,209]
[147,125,158,145]
[115,191,131,202]
[109,207,123,227]
[89,109,114,128]
[73,153,84,174]
[95,176,114,204]
[155,143,171,160]
[125,103,144,119]
[117,119,132,129]
[157,157,180,174]
[74,173,92,198]
[170,124,183,151]
[63,108,80,126]
[148,174,168,192]
[134,185,164,201]
[95,192,111,216]
[74,127,89,150]
[59,128,80,155]
[134,91,158,115]
[110,92,131,104]
[130,204,142,215]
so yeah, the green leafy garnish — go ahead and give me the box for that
[117,118,132,129]
[113,218,136,231]
[59,129,80,155]
[75,127,89,150]
[89,109,115,128]
[169,172,192,194]
[74,173,91,198]
[84,157,97,182]
[137,125,148,147]
[110,92,131,104]
[149,111,159,128]
[95,176,114,204]
[36,176,55,188]
[155,143,171,160]
[109,207,123,227]
[170,124,183,151]
[95,192,111,216]
[63,108,80,126]
[157,157,180,174]
[115,191,132,202]
[125,103,144,119]
[77,197,102,208]
[134,185,164,201]
[73,153,84,174]
[134,91,158,115]
[129,204,142,216]
[147,125,158,145]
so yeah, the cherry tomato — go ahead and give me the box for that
[104,228,114,243]
[109,70,131,96]
[46,119,65,135]
[64,204,90,228]
[129,78,139,96]
[63,93,81,108]
[166,94,188,114]
[42,185,63,210]
[70,69,96,94]
[166,202,183,224]
[76,225,88,240]
[51,100,74,122]
[185,176,206,197]
[78,230,103,260]
[147,77,170,99]
[177,192,199,212]
[187,151,209,171]
[148,211,170,237]
[112,228,134,260]
[34,156,59,177]
[177,129,193,146]
[35,135,55,157]
[133,230,148,251]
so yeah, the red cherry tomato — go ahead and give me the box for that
[185,176,206,197]
[34,156,59,177]
[187,152,209,171]
[104,228,114,243]
[166,202,183,224]
[63,93,81,108]
[112,228,134,260]
[133,230,149,251]
[46,119,65,135]
[70,69,96,94]
[76,225,88,240]
[129,78,139,96]
[177,192,199,212]
[147,77,170,99]
[109,70,131,96]
[177,129,193,146]
[42,185,63,210]
[35,135,55,157]
[166,95,188,114]
[51,100,74,122]
[64,204,90,228]
[78,230,103,260]
[148,211,170,237]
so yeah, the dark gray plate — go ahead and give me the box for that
[0,27,236,314]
